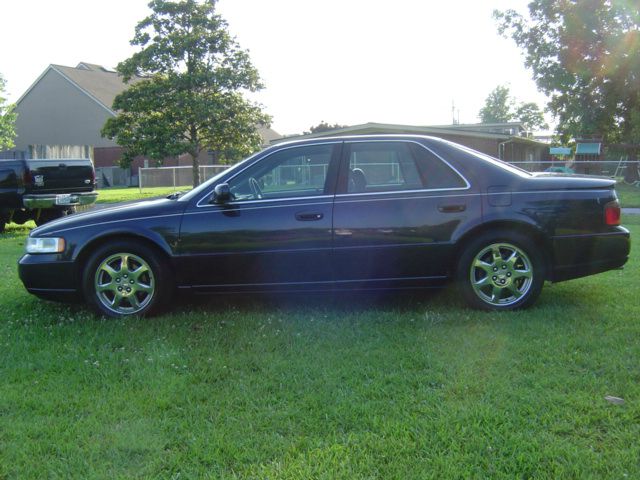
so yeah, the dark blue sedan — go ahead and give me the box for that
[19,135,630,317]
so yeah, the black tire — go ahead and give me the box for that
[82,240,173,318]
[456,230,545,311]
[0,210,8,233]
[35,208,67,226]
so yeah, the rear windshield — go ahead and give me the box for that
[440,140,533,177]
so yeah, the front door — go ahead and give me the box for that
[177,142,341,292]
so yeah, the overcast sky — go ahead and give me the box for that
[0,0,549,135]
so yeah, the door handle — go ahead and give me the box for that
[438,204,466,213]
[295,212,324,221]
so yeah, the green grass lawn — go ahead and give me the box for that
[616,182,640,208]
[96,186,192,204]
[0,220,638,478]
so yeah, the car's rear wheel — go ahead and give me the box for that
[83,240,172,318]
[457,231,545,310]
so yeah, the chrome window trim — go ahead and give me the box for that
[342,139,471,192]
[220,194,333,206]
[334,188,607,204]
[184,200,334,216]
[335,187,469,199]
[195,141,342,208]
[334,192,479,204]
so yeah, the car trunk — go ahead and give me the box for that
[528,172,617,189]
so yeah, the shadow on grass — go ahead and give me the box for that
[16,277,612,334]
[176,287,453,315]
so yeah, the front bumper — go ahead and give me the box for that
[18,253,81,302]
[23,191,98,209]
[551,227,631,282]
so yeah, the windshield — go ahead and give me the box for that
[178,150,264,202]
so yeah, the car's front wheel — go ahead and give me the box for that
[82,240,172,318]
[457,231,545,311]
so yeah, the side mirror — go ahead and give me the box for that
[212,183,231,203]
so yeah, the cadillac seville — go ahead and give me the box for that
[18,135,630,317]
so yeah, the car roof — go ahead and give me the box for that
[269,134,445,149]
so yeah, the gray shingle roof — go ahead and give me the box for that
[51,63,142,112]
[257,125,282,145]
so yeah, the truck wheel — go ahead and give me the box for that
[0,211,8,233]
[35,208,67,226]
[457,230,545,311]
[82,240,173,318]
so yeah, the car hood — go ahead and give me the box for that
[31,198,187,236]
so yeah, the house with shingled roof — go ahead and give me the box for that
[274,122,548,163]
[13,62,281,180]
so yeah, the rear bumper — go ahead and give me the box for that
[18,254,81,302]
[23,191,98,209]
[551,227,630,282]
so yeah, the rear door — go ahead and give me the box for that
[331,139,476,288]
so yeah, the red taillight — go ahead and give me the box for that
[23,169,32,185]
[604,201,621,226]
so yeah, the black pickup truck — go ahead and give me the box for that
[0,158,97,232]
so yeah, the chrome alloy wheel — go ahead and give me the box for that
[469,243,533,307]
[94,253,155,315]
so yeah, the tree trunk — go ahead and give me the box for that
[191,151,200,187]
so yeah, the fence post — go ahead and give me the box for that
[138,167,142,193]
[173,167,176,190]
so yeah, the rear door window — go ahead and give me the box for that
[343,141,467,193]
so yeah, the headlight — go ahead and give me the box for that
[26,237,66,254]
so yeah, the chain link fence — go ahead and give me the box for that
[138,165,230,190]
[509,160,639,180]
[138,160,640,191]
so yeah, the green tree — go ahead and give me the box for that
[494,1,640,143]
[304,121,347,135]
[479,85,548,131]
[0,73,17,151]
[479,85,515,123]
[102,0,270,186]
[515,102,548,132]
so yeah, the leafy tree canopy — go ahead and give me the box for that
[0,73,17,151]
[479,85,548,131]
[494,1,640,143]
[304,121,347,135]
[102,0,271,186]
[478,85,515,124]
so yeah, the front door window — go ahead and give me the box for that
[228,144,334,201]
